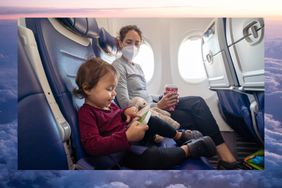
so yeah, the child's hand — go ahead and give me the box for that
[126,120,149,142]
[124,106,141,123]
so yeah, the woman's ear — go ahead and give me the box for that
[118,39,123,50]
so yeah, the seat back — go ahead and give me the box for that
[25,18,127,169]
[226,18,264,91]
[25,18,98,162]
[18,26,69,169]
[201,18,239,89]
[201,18,264,145]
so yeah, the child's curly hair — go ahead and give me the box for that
[73,57,117,98]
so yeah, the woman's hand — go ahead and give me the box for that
[126,120,149,142]
[124,106,140,123]
[157,93,179,110]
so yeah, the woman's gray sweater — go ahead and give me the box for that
[112,57,154,109]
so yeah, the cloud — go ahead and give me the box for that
[0,53,16,68]
[265,39,282,59]
[265,114,282,131]
[264,113,282,170]
[0,53,8,59]
[145,180,152,186]
[265,58,282,96]
[0,56,17,103]
[43,171,266,188]
[0,89,17,103]
[0,121,17,187]
[96,182,130,188]
[196,172,246,187]
[0,21,17,61]
[166,184,189,188]
[0,71,17,89]
[0,67,17,124]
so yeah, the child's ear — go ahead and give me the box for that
[82,83,91,95]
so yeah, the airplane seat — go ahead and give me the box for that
[56,19,118,58]
[217,90,264,145]
[202,18,264,145]
[217,90,257,141]
[56,18,103,58]
[25,18,121,169]
[25,18,213,170]
[18,28,69,169]
[98,27,118,55]
[225,18,264,144]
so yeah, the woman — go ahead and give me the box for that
[112,25,248,170]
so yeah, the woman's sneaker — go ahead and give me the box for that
[186,136,217,158]
[217,160,251,170]
[176,130,203,146]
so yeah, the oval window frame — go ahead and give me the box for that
[177,35,207,84]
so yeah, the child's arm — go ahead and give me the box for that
[79,111,130,156]
[126,120,149,142]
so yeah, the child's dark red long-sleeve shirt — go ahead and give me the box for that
[78,103,130,156]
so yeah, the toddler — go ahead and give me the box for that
[73,57,216,169]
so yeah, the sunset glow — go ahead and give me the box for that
[0,0,282,19]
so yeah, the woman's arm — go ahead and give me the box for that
[157,93,179,110]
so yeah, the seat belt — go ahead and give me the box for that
[247,93,263,144]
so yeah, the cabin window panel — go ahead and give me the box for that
[178,37,207,82]
[133,41,154,82]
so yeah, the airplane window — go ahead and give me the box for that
[133,41,154,82]
[178,37,207,82]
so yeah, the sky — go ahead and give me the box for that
[0,0,282,19]
[0,0,279,8]
[1,1,282,188]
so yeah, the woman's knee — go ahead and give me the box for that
[193,96,205,104]
[195,96,207,107]
[178,96,207,108]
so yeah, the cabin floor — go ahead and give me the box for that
[207,131,262,169]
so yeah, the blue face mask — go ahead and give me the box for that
[121,45,139,62]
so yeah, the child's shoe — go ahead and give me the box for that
[176,130,203,146]
[186,136,216,158]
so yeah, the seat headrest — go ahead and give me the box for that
[57,18,118,57]
[57,18,99,38]
[99,27,118,55]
